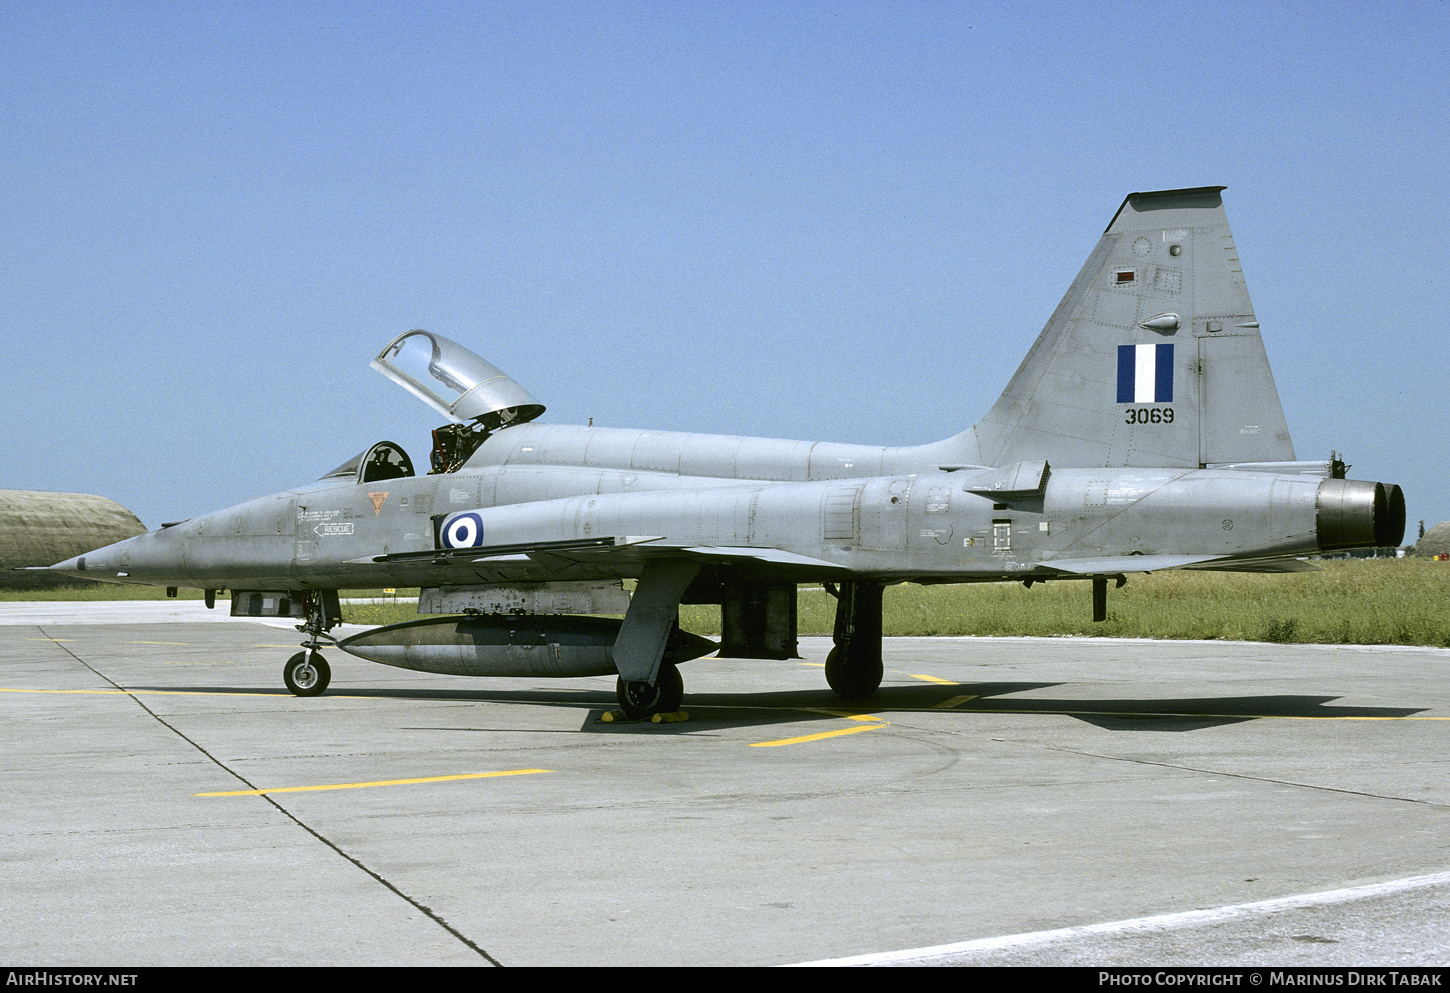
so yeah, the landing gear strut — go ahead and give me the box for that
[824,580,883,700]
[1091,574,1127,622]
[285,590,341,697]
[611,561,699,720]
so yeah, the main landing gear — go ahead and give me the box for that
[611,561,700,721]
[1091,574,1127,622]
[824,579,884,700]
[284,590,342,697]
[615,661,684,721]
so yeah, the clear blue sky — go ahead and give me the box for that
[4,1,1447,537]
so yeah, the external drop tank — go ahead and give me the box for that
[338,614,717,678]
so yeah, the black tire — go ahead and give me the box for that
[615,662,684,720]
[615,677,661,721]
[824,646,882,700]
[655,662,683,714]
[284,652,331,697]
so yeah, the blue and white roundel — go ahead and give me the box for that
[442,511,485,549]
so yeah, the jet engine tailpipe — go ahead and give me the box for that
[1316,479,1405,551]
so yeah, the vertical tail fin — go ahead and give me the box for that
[970,187,1295,469]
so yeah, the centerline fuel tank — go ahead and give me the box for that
[337,614,716,678]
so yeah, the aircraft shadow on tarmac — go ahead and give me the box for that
[118,679,1427,735]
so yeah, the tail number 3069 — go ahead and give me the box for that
[1125,407,1174,425]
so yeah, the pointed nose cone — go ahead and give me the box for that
[48,531,154,585]
[47,552,88,579]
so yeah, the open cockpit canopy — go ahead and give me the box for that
[320,332,545,483]
[371,330,545,431]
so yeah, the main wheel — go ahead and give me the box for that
[284,651,331,697]
[615,663,683,720]
[655,662,683,713]
[824,646,882,700]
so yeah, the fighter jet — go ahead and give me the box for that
[51,187,1404,719]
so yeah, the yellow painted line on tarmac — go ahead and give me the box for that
[909,674,982,706]
[753,709,889,746]
[4,686,1441,724]
[1208,713,1450,722]
[0,686,287,698]
[0,687,153,696]
[751,723,887,747]
[942,705,1450,722]
[198,769,552,797]
[789,707,887,723]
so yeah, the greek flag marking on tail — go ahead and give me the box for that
[1116,343,1174,403]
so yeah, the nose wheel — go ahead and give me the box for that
[285,590,341,697]
[284,651,331,696]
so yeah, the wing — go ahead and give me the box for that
[364,535,850,583]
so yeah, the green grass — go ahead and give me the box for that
[0,585,417,604]
[0,584,210,601]
[685,559,1450,647]
[14,560,1450,647]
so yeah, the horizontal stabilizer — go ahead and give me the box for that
[1183,557,1321,574]
[1205,460,1339,478]
[1040,553,1319,576]
[961,460,1050,498]
[1037,554,1224,575]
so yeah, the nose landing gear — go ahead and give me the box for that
[284,590,342,697]
[284,650,331,696]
